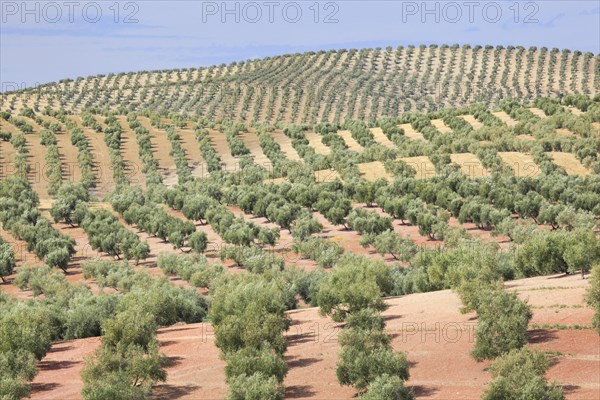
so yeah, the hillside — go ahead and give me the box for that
[1,44,600,400]
[27,274,599,400]
[2,45,598,124]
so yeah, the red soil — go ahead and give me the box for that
[29,274,598,400]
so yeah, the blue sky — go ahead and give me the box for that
[1,1,599,90]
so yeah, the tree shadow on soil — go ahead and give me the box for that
[410,385,439,397]
[38,360,79,371]
[286,355,321,369]
[152,384,200,399]
[30,382,60,393]
[285,385,317,398]
[528,329,558,344]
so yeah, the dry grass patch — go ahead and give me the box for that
[431,118,452,133]
[450,153,490,178]
[269,131,301,161]
[546,152,591,176]
[498,152,540,177]
[239,130,272,168]
[566,106,584,116]
[528,107,548,119]
[398,123,425,141]
[314,169,341,183]
[399,156,436,179]
[337,130,365,152]
[555,128,577,138]
[369,127,396,149]
[207,129,239,171]
[357,161,394,182]
[492,111,518,127]
[305,132,331,155]
[461,115,484,130]
[516,134,536,141]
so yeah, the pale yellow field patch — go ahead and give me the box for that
[566,106,584,116]
[314,169,342,183]
[516,134,536,141]
[546,152,590,176]
[269,131,302,161]
[398,124,425,141]
[305,132,331,155]
[450,153,490,178]
[399,156,436,179]
[461,115,484,130]
[337,130,365,152]
[357,161,394,182]
[555,128,577,138]
[492,111,518,127]
[431,119,452,133]
[369,128,396,149]
[498,152,540,177]
[528,107,548,119]
[264,177,289,184]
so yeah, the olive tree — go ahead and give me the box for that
[50,183,90,226]
[483,348,564,400]
[317,255,393,322]
[586,264,600,335]
[0,240,16,282]
[472,289,532,361]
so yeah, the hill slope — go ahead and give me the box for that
[3,45,598,124]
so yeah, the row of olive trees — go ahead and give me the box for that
[0,177,75,272]
[127,113,163,185]
[70,127,97,188]
[115,192,208,253]
[0,236,16,282]
[39,129,63,196]
[317,254,412,398]
[211,273,292,399]
[455,279,565,399]
[78,259,208,399]
[195,127,222,173]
